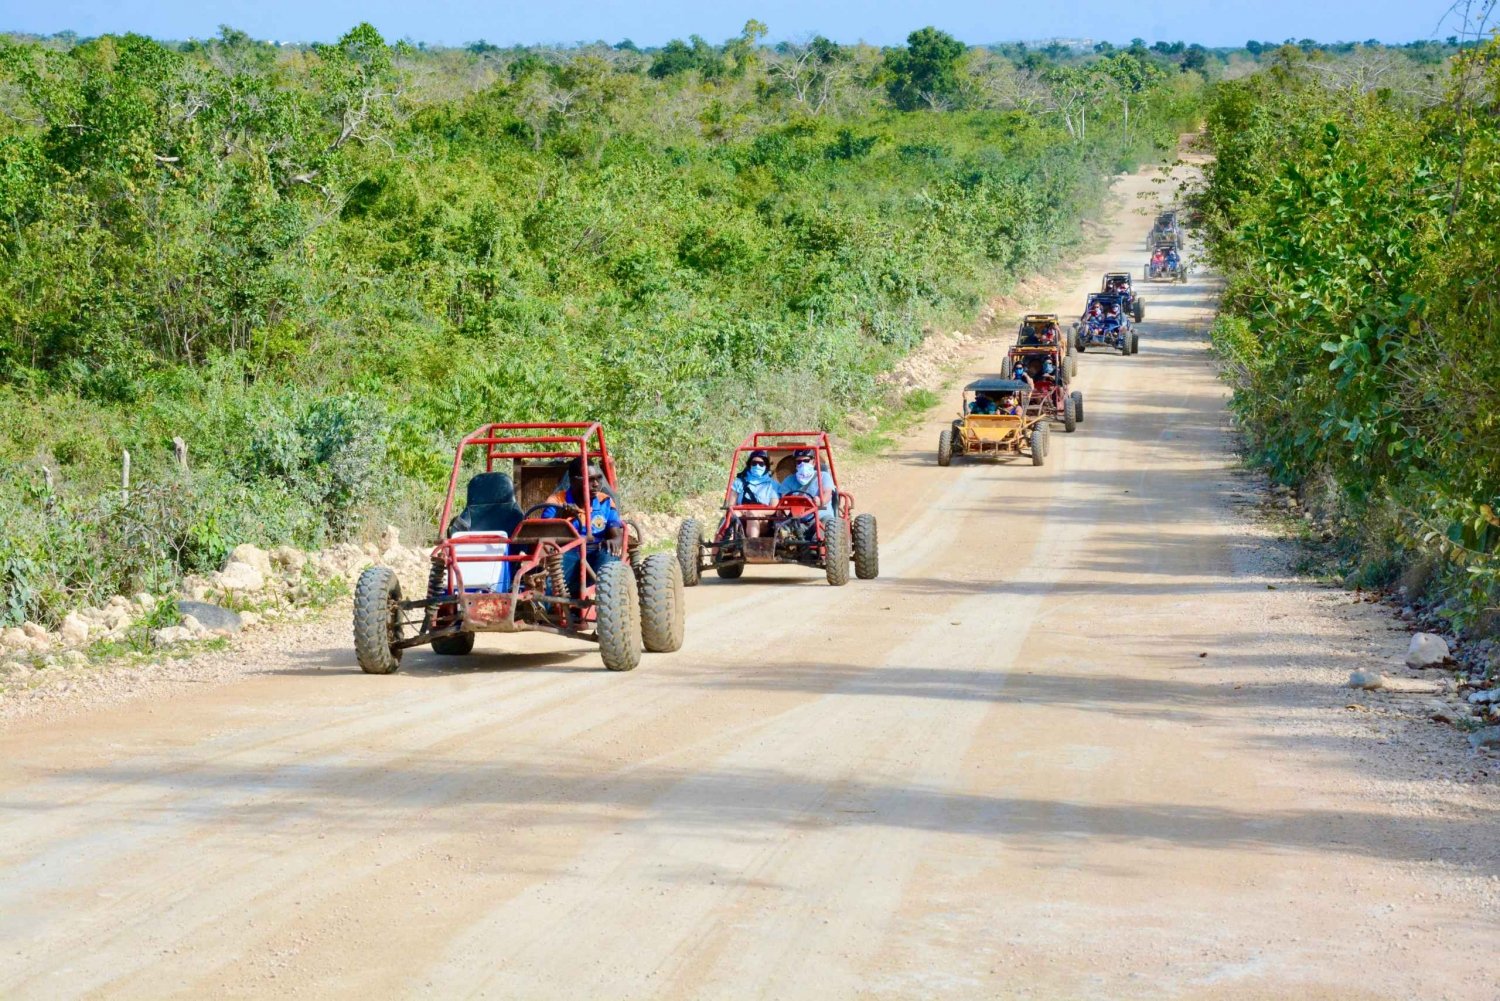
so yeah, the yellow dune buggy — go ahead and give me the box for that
[937,378,1050,468]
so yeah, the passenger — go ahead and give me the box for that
[732,449,779,538]
[779,447,837,524]
[1151,248,1166,270]
[543,460,625,599]
[999,393,1023,416]
[1010,362,1035,389]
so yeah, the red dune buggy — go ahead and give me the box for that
[676,431,878,586]
[1007,345,1085,434]
[352,422,684,675]
[1100,272,1146,322]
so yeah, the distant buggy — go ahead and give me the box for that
[1100,272,1146,322]
[1073,293,1139,356]
[1148,209,1184,250]
[938,379,1050,467]
[1016,313,1076,378]
[1145,244,1188,283]
[677,431,877,586]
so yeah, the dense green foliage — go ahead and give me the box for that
[0,23,1202,625]
[1199,42,1500,628]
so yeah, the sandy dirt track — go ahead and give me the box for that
[1,167,1497,1001]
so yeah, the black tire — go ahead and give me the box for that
[852,513,879,580]
[431,631,475,656]
[1063,395,1077,433]
[595,560,641,671]
[637,552,684,653]
[1065,352,1077,379]
[353,566,403,675]
[1030,430,1045,466]
[937,428,954,467]
[823,517,851,586]
[1035,423,1049,459]
[1072,390,1085,424]
[675,518,701,587]
[1131,331,1140,355]
[716,562,744,579]
[1120,335,1131,356]
[1133,300,1145,323]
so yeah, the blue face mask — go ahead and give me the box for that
[746,463,770,482]
[794,461,816,485]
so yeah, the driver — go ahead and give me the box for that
[969,393,998,415]
[543,460,624,597]
[1039,358,1062,384]
[779,447,837,525]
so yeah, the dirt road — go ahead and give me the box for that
[2,167,1497,1000]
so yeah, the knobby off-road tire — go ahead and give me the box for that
[823,517,851,586]
[676,518,702,587]
[595,560,642,671]
[1030,430,1046,466]
[1038,422,1052,458]
[1131,331,1141,355]
[1063,395,1077,433]
[638,552,685,653]
[1072,390,1085,424]
[851,512,879,580]
[716,562,744,579]
[937,429,954,467]
[1133,300,1145,323]
[431,631,475,656]
[1065,352,1077,379]
[353,566,403,675]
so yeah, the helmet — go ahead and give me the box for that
[792,448,815,463]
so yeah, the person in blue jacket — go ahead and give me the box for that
[542,460,624,599]
[733,449,780,539]
[779,448,836,529]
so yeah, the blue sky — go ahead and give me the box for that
[0,0,1471,48]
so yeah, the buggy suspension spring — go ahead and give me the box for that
[545,552,569,602]
[423,559,447,630]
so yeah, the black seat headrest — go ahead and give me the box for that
[466,472,515,507]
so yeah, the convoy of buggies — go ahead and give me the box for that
[351,210,1186,673]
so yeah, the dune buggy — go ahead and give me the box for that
[352,422,684,675]
[1145,244,1188,283]
[1147,209,1183,250]
[938,379,1050,467]
[1008,345,1085,434]
[677,431,877,587]
[1073,293,1139,356]
[1100,272,1145,322]
[1016,313,1076,378]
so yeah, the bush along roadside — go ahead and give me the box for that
[1196,41,1500,655]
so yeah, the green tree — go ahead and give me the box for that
[883,27,965,111]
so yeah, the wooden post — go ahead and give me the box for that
[121,450,130,503]
[172,436,188,472]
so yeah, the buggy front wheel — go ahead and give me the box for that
[1029,430,1046,467]
[353,566,404,675]
[638,552,684,653]
[852,513,879,580]
[937,429,954,467]
[596,561,642,671]
[675,518,702,587]
[823,517,851,586]
[1072,390,1085,424]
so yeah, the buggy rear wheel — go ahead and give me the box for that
[1133,300,1145,323]
[716,562,744,579]
[1030,430,1045,467]
[638,552,684,653]
[1072,390,1085,424]
[852,512,879,580]
[1062,395,1077,433]
[1065,352,1077,379]
[1130,331,1140,355]
[595,560,642,671]
[431,631,475,656]
[675,518,702,587]
[937,429,954,466]
[353,567,403,675]
[823,517,851,586]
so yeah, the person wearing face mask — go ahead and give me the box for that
[733,449,780,538]
[779,447,837,524]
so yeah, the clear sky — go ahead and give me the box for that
[0,0,1471,49]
